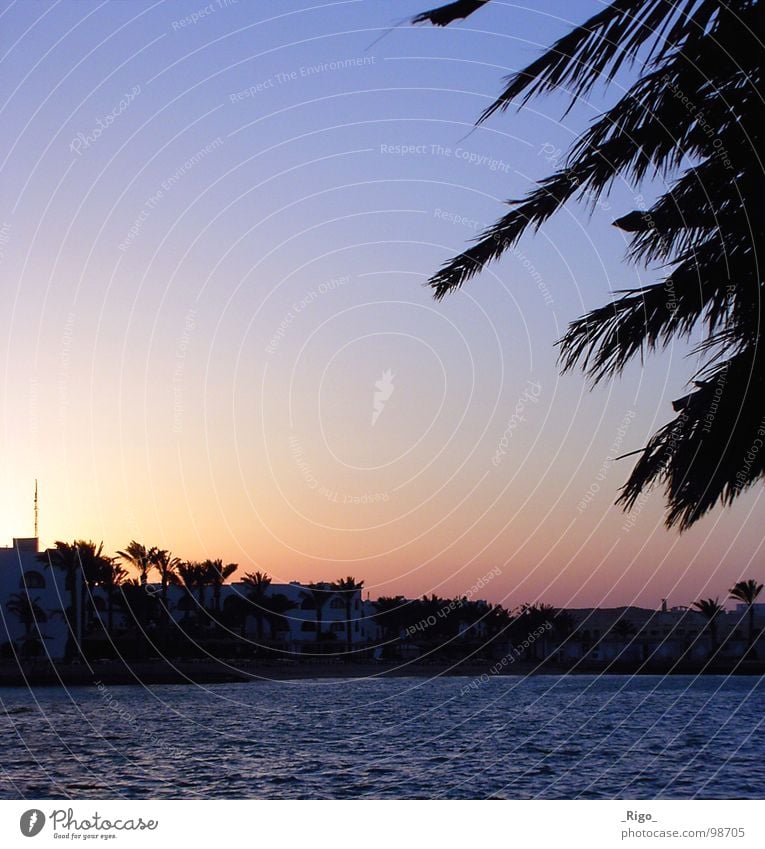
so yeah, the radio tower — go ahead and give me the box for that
[34,479,38,539]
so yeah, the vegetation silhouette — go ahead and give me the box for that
[150,548,180,623]
[5,592,48,658]
[303,583,332,643]
[175,561,219,629]
[332,576,364,657]
[117,541,153,587]
[39,540,112,661]
[101,560,128,634]
[15,536,761,673]
[729,579,763,656]
[692,597,724,658]
[207,559,239,614]
[413,0,762,530]
[242,570,272,641]
[612,617,637,641]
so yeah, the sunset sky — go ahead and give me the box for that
[0,0,761,610]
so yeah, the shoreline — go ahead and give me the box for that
[2,657,764,686]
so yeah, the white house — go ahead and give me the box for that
[0,538,383,660]
[0,538,69,661]
[198,579,380,652]
[554,604,764,664]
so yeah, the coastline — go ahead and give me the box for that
[2,657,764,687]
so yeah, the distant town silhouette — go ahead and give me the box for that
[1,536,762,685]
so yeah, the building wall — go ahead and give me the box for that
[143,580,378,650]
[0,539,69,661]
[2,540,761,664]
[556,606,764,663]
[1,546,381,660]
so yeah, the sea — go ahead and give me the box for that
[1,675,763,799]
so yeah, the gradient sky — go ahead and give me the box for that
[1,0,762,610]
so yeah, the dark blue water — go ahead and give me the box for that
[1,675,763,798]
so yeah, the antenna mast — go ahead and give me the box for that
[34,479,38,539]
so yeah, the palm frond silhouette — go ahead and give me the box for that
[415,0,763,529]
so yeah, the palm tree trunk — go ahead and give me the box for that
[161,578,172,626]
[748,604,755,655]
[197,585,206,628]
[81,580,89,636]
[345,599,352,657]
[69,566,85,662]
[66,566,77,662]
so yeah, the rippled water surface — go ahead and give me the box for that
[1,675,763,798]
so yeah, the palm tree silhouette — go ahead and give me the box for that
[412,1,488,26]
[692,597,724,659]
[192,563,211,623]
[176,561,207,627]
[373,595,410,643]
[413,0,762,529]
[74,541,116,634]
[728,579,763,657]
[118,578,154,638]
[41,540,109,661]
[100,560,128,634]
[150,548,180,620]
[332,576,364,656]
[206,559,238,614]
[117,541,153,587]
[242,571,272,640]
[303,584,332,645]
[612,617,637,647]
[264,593,297,644]
[516,603,555,660]
[6,592,48,656]
[39,542,79,661]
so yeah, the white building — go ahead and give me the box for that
[554,604,764,664]
[0,538,69,660]
[0,538,382,660]
[177,579,382,651]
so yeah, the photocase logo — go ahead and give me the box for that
[371,369,395,426]
[20,810,46,837]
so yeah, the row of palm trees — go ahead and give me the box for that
[692,579,764,658]
[371,597,571,661]
[372,584,765,665]
[7,536,762,665]
[7,538,366,661]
